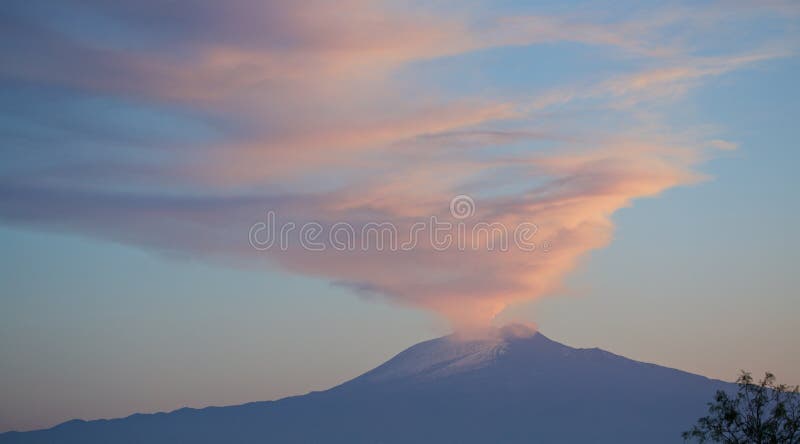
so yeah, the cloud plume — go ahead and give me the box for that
[0,0,795,330]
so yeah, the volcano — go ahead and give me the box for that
[0,326,730,443]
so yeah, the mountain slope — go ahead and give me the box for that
[0,326,729,443]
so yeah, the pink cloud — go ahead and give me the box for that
[0,0,794,331]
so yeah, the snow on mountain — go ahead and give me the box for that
[357,333,508,383]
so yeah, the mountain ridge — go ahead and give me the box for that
[0,328,731,443]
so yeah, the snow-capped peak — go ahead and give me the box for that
[356,324,540,382]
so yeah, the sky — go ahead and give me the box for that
[1,0,799,433]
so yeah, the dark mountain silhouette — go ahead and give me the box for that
[0,325,731,443]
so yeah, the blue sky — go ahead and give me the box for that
[1,0,798,432]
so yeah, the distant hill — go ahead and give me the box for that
[0,325,730,443]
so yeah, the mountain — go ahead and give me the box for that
[0,325,730,443]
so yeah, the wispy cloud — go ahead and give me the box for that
[0,0,795,330]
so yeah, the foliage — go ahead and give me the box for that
[683,371,800,443]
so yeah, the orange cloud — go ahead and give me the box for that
[0,0,795,333]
